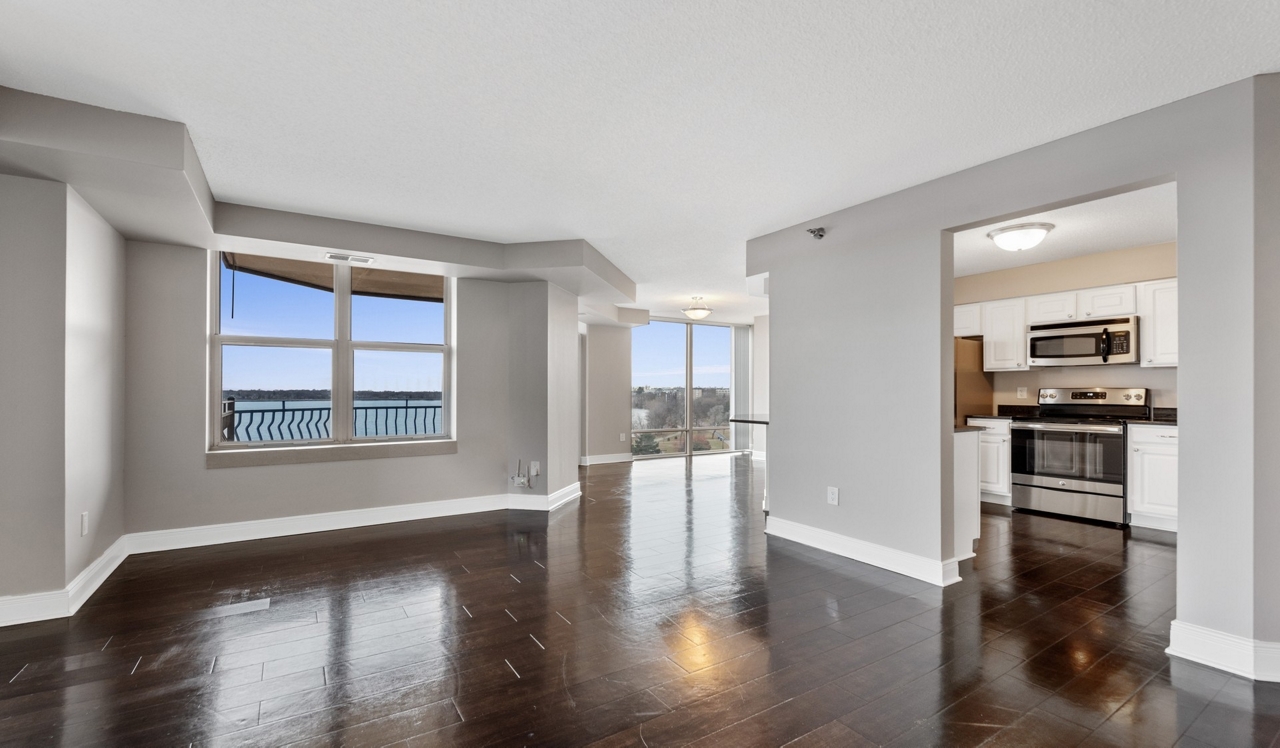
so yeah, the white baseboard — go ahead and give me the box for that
[0,535,130,627]
[1168,619,1280,682]
[68,536,129,613]
[0,486,584,629]
[766,516,960,587]
[1129,512,1177,533]
[980,492,1012,506]
[579,453,633,466]
[129,493,512,555]
[509,482,582,511]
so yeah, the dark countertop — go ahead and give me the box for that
[729,414,769,425]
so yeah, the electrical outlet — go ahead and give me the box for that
[80,512,88,537]
[512,474,528,487]
[620,433,627,442]
[530,461,540,477]
[1017,387,1028,399]
[826,487,839,506]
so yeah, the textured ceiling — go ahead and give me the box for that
[954,183,1178,277]
[1,1,1277,322]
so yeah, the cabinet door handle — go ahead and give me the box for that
[1067,314,1074,319]
[1147,358,1153,363]
[1134,447,1140,452]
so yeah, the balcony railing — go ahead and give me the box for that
[221,400,442,442]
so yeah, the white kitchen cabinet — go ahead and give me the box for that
[1138,279,1178,367]
[954,303,983,337]
[1026,292,1078,324]
[1078,284,1137,320]
[968,418,1011,502]
[981,299,1027,371]
[1128,424,1178,531]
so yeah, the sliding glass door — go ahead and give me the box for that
[632,320,735,457]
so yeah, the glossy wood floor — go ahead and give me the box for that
[2,454,1277,747]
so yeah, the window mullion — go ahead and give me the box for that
[333,263,353,443]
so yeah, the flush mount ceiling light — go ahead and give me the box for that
[682,297,713,320]
[987,222,1055,252]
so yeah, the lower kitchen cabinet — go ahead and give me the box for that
[1128,424,1178,531]
[968,418,1011,503]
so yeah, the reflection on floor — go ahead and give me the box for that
[0,454,1275,746]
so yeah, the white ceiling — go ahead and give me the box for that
[1,2,1277,323]
[953,182,1178,277]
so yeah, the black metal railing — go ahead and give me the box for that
[230,406,333,442]
[222,400,442,442]
[354,405,442,437]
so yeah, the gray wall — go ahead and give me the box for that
[0,175,67,596]
[546,285,580,493]
[506,282,549,497]
[1255,79,1280,643]
[749,76,1277,645]
[124,244,516,530]
[751,315,769,454]
[64,188,126,584]
[582,325,632,458]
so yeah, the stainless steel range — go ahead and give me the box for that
[1011,387,1150,525]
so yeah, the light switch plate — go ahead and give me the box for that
[80,512,88,537]
[620,433,627,442]
[826,487,839,506]
[1017,387,1028,399]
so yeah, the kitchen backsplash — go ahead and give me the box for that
[992,365,1177,408]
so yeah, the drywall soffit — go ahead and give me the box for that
[579,302,650,328]
[0,86,213,248]
[213,203,636,305]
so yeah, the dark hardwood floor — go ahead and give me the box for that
[1,454,1276,746]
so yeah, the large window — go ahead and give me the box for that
[212,253,449,448]
[631,320,734,457]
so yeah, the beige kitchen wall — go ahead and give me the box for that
[954,242,1176,305]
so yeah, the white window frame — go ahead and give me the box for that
[208,252,453,451]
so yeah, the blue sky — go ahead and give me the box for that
[220,263,730,393]
[631,320,731,388]
[220,264,444,391]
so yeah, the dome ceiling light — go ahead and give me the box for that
[987,222,1055,252]
[682,297,713,320]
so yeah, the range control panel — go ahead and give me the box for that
[1039,387,1149,405]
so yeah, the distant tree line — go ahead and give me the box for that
[223,389,442,401]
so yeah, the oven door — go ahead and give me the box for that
[1011,422,1125,496]
[1027,320,1138,366]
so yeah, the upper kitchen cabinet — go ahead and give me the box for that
[1138,279,1178,367]
[954,303,983,337]
[981,298,1026,371]
[1077,284,1137,319]
[1026,292,1078,324]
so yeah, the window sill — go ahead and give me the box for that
[206,439,458,469]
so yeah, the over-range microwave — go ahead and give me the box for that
[1026,317,1139,367]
